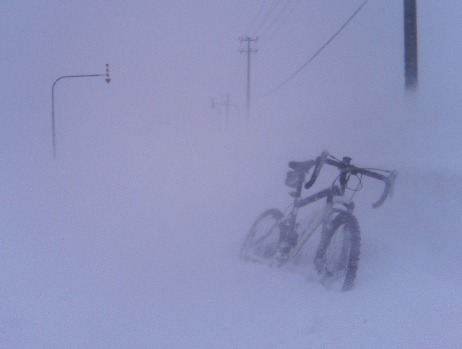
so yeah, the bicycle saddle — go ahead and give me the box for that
[288,160,316,173]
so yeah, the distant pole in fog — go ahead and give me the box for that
[404,0,418,91]
[224,94,230,119]
[211,94,240,120]
[240,36,258,118]
[51,64,111,159]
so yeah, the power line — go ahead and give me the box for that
[261,0,369,98]
[223,1,298,112]
[257,0,293,37]
[245,0,267,35]
[215,1,267,119]
[258,0,303,50]
[253,0,280,34]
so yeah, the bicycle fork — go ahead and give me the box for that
[278,214,298,252]
[293,204,332,257]
[271,209,298,265]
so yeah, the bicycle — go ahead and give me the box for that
[240,150,397,291]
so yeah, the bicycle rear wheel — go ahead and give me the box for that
[314,211,361,291]
[240,208,284,263]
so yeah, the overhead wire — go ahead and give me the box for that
[258,0,303,50]
[225,0,271,99]
[259,0,369,98]
[245,0,267,35]
[214,1,271,115]
[253,0,281,35]
[222,0,298,106]
[219,0,370,114]
[257,0,293,38]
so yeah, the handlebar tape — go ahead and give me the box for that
[301,150,396,208]
[372,170,397,208]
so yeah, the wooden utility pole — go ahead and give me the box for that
[404,0,418,91]
[240,36,258,118]
[212,94,240,120]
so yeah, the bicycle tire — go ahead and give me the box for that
[314,211,361,291]
[240,208,284,262]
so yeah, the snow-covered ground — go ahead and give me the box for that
[2,1,462,347]
[2,119,461,348]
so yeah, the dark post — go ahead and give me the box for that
[404,0,418,91]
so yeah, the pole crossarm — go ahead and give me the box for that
[211,95,240,119]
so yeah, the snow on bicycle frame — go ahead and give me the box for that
[240,150,397,291]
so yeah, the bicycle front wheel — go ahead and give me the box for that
[240,208,284,263]
[314,211,361,291]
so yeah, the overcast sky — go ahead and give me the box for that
[2,1,462,170]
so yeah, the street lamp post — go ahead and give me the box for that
[51,64,111,158]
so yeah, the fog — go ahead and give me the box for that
[2,1,462,348]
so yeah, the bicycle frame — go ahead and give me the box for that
[241,150,396,290]
[276,150,395,258]
[281,185,353,261]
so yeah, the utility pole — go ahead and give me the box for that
[404,0,418,91]
[240,36,258,118]
[211,94,240,120]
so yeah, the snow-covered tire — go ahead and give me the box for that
[314,211,361,291]
[240,208,284,262]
